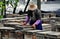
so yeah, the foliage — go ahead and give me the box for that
[0,0,5,18]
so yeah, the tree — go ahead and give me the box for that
[0,0,6,18]
[13,0,19,14]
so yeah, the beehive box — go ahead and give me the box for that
[36,31,60,39]
[42,24,52,31]
[24,30,43,39]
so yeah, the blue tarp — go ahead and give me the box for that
[41,1,60,16]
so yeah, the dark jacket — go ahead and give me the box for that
[27,9,41,21]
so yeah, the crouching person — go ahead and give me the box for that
[22,3,43,39]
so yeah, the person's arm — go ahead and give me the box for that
[32,20,41,29]
[22,10,30,25]
[25,16,30,23]
[34,20,41,25]
[22,15,30,25]
[33,9,41,25]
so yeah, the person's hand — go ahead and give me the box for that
[21,22,26,26]
[32,24,36,29]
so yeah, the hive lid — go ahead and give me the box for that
[25,30,43,33]
[37,31,60,36]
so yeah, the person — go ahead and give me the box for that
[22,3,43,30]
[22,3,43,39]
